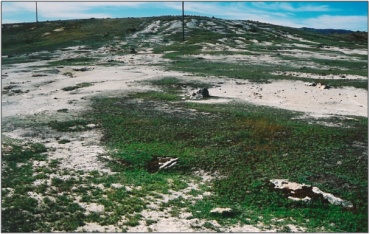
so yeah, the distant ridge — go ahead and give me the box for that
[300,27,355,35]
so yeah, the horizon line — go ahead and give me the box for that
[2,14,367,32]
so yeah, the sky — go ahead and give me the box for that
[1,1,368,31]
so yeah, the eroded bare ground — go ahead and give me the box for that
[2,17,368,232]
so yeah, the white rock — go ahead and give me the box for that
[271,179,353,208]
[210,207,233,214]
[111,183,123,189]
[288,196,311,202]
[312,187,353,208]
[158,158,178,170]
[270,179,308,190]
[305,82,316,86]
[85,203,105,213]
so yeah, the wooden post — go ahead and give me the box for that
[182,1,185,42]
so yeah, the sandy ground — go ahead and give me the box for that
[192,77,367,118]
[1,39,367,231]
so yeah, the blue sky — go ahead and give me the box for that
[2,1,368,31]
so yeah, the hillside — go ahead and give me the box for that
[3,16,368,88]
[1,16,368,232]
[2,16,368,55]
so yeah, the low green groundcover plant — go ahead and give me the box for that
[86,92,368,232]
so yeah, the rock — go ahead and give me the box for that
[111,183,123,189]
[312,187,353,208]
[32,74,48,77]
[42,32,51,37]
[73,67,92,72]
[130,48,137,54]
[158,157,178,170]
[190,88,210,100]
[270,179,353,208]
[305,82,316,87]
[304,82,329,89]
[316,82,329,89]
[210,207,233,216]
[147,156,178,173]
[253,92,262,99]
[2,145,13,153]
[85,203,104,213]
[53,27,65,32]
[3,85,17,90]
[320,84,328,90]
[288,196,311,202]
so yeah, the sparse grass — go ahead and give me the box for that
[62,82,93,91]
[2,53,54,65]
[63,72,74,77]
[1,142,86,232]
[161,54,368,89]
[48,119,92,132]
[149,76,213,90]
[130,91,180,101]
[57,108,69,113]
[2,17,145,56]
[49,57,97,66]
[168,57,277,83]
[57,139,71,144]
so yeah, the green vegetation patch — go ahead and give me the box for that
[2,17,145,56]
[49,57,97,66]
[140,77,214,100]
[131,91,180,102]
[2,53,54,65]
[149,76,212,89]
[48,119,92,132]
[86,92,368,232]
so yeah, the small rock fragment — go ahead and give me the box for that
[210,207,233,216]
[304,82,316,87]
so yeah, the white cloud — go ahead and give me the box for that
[2,2,36,12]
[165,2,228,15]
[38,2,149,19]
[172,2,295,24]
[302,15,368,30]
[3,2,151,21]
[251,2,330,12]
[165,2,366,31]
[165,2,284,19]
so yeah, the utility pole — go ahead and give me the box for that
[36,2,38,23]
[182,1,185,42]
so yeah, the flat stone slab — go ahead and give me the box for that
[270,179,353,208]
